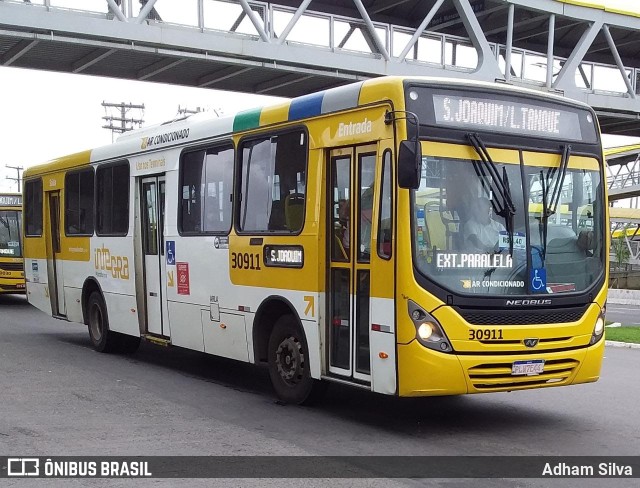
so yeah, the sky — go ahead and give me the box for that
[0,66,281,191]
[0,0,639,192]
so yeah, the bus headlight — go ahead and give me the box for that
[417,323,434,340]
[408,300,453,352]
[590,310,605,345]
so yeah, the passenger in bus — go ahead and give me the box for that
[359,187,373,257]
[337,199,349,246]
[340,189,373,257]
[463,196,506,253]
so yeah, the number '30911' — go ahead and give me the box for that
[231,252,261,270]
[469,329,504,341]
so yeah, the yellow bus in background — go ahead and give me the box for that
[0,193,25,294]
[22,77,608,403]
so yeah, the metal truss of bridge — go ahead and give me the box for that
[610,214,640,267]
[607,144,640,266]
[1,0,640,135]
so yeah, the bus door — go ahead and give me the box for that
[140,176,168,337]
[46,191,66,316]
[327,144,382,383]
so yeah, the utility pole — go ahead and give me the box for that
[5,164,23,193]
[101,101,145,142]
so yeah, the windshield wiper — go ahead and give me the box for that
[539,144,571,262]
[466,133,517,254]
[547,144,571,217]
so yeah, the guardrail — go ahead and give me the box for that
[608,155,640,190]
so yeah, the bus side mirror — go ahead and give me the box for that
[398,140,422,189]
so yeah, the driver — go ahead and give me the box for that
[463,196,506,253]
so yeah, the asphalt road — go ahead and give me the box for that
[605,303,640,326]
[1,294,639,488]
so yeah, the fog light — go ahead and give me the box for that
[418,323,434,340]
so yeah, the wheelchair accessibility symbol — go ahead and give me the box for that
[166,241,176,265]
[530,268,547,293]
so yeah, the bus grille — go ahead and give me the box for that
[456,306,588,325]
[0,262,24,272]
[468,358,579,391]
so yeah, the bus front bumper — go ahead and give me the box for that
[397,338,605,397]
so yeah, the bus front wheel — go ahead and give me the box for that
[87,291,118,353]
[267,315,326,405]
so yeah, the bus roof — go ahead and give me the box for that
[23,150,92,180]
[23,76,596,179]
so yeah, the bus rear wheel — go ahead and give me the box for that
[87,291,118,353]
[267,315,326,405]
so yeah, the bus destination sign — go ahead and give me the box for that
[0,195,21,206]
[432,94,583,141]
[264,245,304,268]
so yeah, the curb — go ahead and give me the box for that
[607,299,640,306]
[605,340,640,349]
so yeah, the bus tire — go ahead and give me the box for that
[267,315,326,405]
[87,291,118,353]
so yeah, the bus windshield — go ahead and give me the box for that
[412,151,604,296]
[0,210,22,258]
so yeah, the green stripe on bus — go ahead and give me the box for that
[233,108,262,132]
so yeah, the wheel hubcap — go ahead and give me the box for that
[90,304,103,342]
[276,336,304,385]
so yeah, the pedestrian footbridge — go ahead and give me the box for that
[1,1,640,135]
[608,144,640,266]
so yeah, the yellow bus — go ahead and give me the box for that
[0,193,25,295]
[22,76,608,403]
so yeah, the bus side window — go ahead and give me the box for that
[25,178,43,237]
[96,162,129,236]
[180,150,205,233]
[203,146,234,233]
[65,168,94,236]
[179,145,234,235]
[239,129,307,233]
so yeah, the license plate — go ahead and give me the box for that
[512,359,545,376]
